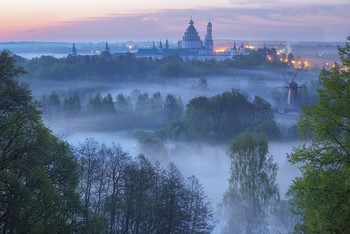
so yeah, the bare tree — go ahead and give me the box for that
[184,175,215,234]
[75,138,100,228]
[105,143,131,234]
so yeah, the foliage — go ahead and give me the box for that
[41,90,184,131]
[156,61,182,77]
[231,47,288,68]
[63,93,82,118]
[24,53,154,81]
[271,199,302,233]
[222,132,280,234]
[197,77,208,90]
[288,36,350,233]
[75,139,215,234]
[41,88,279,142]
[184,90,280,142]
[0,50,82,232]
[41,90,62,120]
[21,47,298,82]
[163,94,184,121]
[139,137,168,158]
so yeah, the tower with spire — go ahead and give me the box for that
[71,43,77,56]
[165,39,169,49]
[204,20,213,54]
[240,42,245,50]
[136,17,241,60]
[102,42,111,55]
[231,41,238,57]
[233,41,237,51]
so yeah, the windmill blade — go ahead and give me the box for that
[282,73,290,84]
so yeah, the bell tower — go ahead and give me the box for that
[204,20,213,54]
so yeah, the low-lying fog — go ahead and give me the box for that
[26,70,314,233]
[59,130,302,234]
[26,68,318,106]
[64,131,301,204]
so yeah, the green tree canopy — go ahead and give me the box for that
[185,90,280,142]
[288,36,350,233]
[0,50,82,232]
[222,132,279,234]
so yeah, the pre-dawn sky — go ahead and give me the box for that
[1,0,349,42]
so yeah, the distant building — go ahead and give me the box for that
[232,41,237,51]
[240,42,245,50]
[230,41,250,56]
[71,43,77,56]
[137,18,251,60]
[136,18,229,60]
[165,39,169,49]
[179,18,203,50]
[204,21,213,54]
[102,42,111,55]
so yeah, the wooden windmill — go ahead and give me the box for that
[282,72,300,107]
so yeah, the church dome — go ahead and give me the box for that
[181,19,203,49]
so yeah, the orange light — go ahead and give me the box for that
[215,48,227,53]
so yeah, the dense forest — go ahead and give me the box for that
[39,88,280,142]
[14,46,302,81]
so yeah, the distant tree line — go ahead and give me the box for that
[23,53,224,81]
[18,48,296,81]
[41,90,184,130]
[41,88,280,142]
[226,47,289,68]
[0,50,215,233]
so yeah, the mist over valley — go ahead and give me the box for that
[3,35,347,233]
[2,0,349,231]
[23,55,314,233]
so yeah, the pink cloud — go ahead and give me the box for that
[2,5,349,42]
